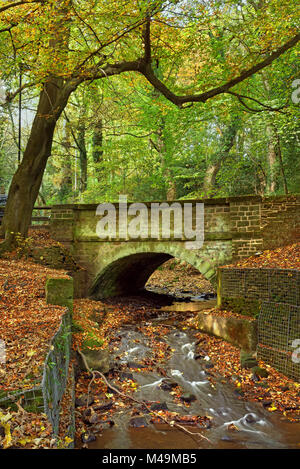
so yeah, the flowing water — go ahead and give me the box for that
[86,297,300,450]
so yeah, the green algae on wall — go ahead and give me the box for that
[198,312,257,353]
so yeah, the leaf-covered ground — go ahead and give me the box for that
[1,238,299,449]
[224,242,300,269]
[0,256,69,391]
[0,405,53,449]
[146,259,215,296]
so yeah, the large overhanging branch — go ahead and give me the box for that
[139,32,300,108]
[80,30,299,108]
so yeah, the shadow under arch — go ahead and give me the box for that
[90,242,220,299]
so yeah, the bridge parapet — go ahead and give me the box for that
[50,195,300,255]
[49,194,300,297]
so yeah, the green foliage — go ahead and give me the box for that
[0,0,299,203]
[9,232,32,258]
[71,320,84,333]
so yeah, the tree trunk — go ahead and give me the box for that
[0,0,75,244]
[156,126,177,201]
[275,130,288,195]
[203,119,238,196]
[92,118,104,183]
[266,125,277,194]
[166,180,176,201]
[203,162,221,196]
[78,122,87,193]
[0,79,76,242]
[58,119,73,201]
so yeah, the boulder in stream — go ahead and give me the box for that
[129,417,148,428]
[150,402,169,411]
[160,379,178,391]
[205,363,214,369]
[180,393,197,403]
[77,348,110,373]
[75,393,94,407]
[119,372,134,382]
[81,432,96,444]
[245,413,258,424]
[93,401,114,412]
[127,362,147,369]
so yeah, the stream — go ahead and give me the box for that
[83,293,300,450]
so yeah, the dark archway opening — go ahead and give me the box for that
[90,252,215,304]
[91,252,173,299]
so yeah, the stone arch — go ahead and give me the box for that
[90,241,219,299]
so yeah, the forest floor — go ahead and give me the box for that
[0,236,299,449]
[224,242,300,269]
[146,259,215,296]
[0,248,69,448]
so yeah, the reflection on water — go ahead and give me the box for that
[159,298,217,313]
[86,301,300,450]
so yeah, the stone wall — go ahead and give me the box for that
[197,312,257,353]
[261,195,300,250]
[49,194,300,297]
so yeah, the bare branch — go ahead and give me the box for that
[71,1,103,47]
[3,81,37,104]
[73,17,147,73]
[0,23,16,34]
[227,91,287,113]
[106,131,154,139]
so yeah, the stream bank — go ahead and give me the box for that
[73,291,300,450]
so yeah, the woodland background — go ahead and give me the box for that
[0,0,299,208]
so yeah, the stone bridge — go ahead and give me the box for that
[50,195,300,298]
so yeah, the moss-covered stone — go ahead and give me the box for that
[78,347,110,373]
[71,320,84,333]
[0,388,44,413]
[23,396,44,414]
[82,332,104,350]
[251,366,269,378]
[46,277,73,313]
[220,297,260,318]
[198,312,257,353]
[240,351,258,369]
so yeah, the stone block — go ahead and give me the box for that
[198,311,258,353]
[46,277,74,313]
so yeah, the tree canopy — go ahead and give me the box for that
[0,0,299,240]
